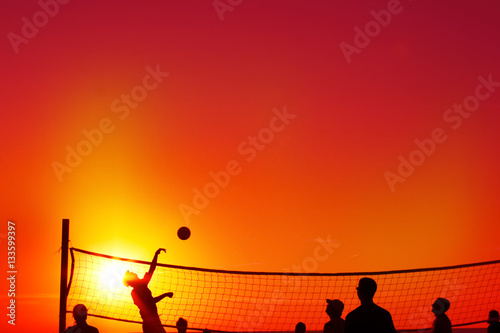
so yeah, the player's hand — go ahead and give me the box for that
[156,248,166,255]
[166,292,173,298]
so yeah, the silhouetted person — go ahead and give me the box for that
[123,248,174,333]
[345,277,396,333]
[431,298,452,333]
[295,322,306,333]
[488,310,500,333]
[176,317,188,333]
[324,299,345,333]
[64,304,99,333]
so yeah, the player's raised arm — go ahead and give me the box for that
[144,248,166,283]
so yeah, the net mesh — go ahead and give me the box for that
[66,248,500,332]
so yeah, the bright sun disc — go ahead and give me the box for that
[100,261,129,291]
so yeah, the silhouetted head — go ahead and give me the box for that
[326,299,344,318]
[356,277,377,302]
[432,298,450,316]
[123,270,140,287]
[488,310,500,323]
[176,317,188,333]
[73,304,88,325]
[295,322,306,333]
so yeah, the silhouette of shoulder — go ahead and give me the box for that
[324,317,345,333]
[489,322,500,333]
[345,303,396,333]
[65,324,99,333]
[431,314,452,333]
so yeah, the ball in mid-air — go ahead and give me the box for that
[177,226,191,240]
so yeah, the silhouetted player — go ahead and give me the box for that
[176,317,188,333]
[123,248,174,333]
[430,298,452,333]
[488,310,500,333]
[64,304,99,333]
[324,299,345,333]
[295,322,306,333]
[345,277,396,333]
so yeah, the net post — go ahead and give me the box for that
[59,219,70,333]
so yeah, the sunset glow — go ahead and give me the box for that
[1,0,500,332]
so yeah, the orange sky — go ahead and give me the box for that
[1,0,500,332]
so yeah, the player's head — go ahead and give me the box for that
[432,298,450,315]
[176,317,188,333]
[73,304,88,324]
[488,310,499,323]
[295,322,306,333]
[326,299,344,318]
[356,277,377,301]
[123,270,139,287]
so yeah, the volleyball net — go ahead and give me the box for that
[66,248,500,332]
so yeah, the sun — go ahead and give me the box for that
[99,261,130,291]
